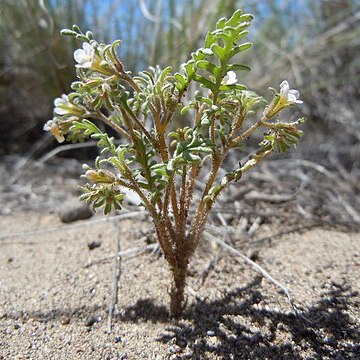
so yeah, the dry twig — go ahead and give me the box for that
[84,243,158,268]
[203,231,323,324]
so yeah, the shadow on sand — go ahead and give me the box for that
[3,276,359,359]
[117,276,359,359]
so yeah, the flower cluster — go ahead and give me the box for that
[44,93,87,142]
[44,28,131,143]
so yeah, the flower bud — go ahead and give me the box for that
[85,169,116,183]
[43,120,65,143]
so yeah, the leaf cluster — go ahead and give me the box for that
[50,9,305,219]
[174,9,253,98]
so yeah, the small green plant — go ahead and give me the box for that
[45,10,304,317]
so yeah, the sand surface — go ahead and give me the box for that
[0,212,359,359]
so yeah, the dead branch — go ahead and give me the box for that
[244,190,296,203]
[203,231,322,324]
[197,251,220,286]
[38,141,98,163]
[84,243,158,268]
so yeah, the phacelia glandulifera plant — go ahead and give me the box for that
[45,10,304,317]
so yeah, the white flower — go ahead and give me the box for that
[264,80,303,118]
[53,94,85,116]
[279,80,303,104]
[222,71,237,85]
[43,119,53,132]
[54,94,70,115]
[74,42,95,68]
[43,120,65,143]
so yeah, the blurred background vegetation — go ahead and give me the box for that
[0,0,359,172]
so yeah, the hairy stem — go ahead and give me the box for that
[169,256,188,318]
[185,164,200,211]
[187,156,223,249]
[229,116,267,147]
[95,112,131,141]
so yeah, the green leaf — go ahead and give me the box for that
[204,32,216,48]
[174,73,187,86]
[219,84,246,91]
[72,25,81,32]
[180,104,192,115]
[226,9,243,27]
[70,120,100,136]
[196,61,221,76]
[60,29,77,37]
[228,42,252,59]
[155,66,172,93]
[239,14,254,22]
[188,146,213,154]
[151,164,166,175]
[76,34,88,42]
[192,50,206,62]
[137,181,150,190]
[211,44,226,61]
[216,17,227,29]
[183,61,195,77]
[182,151,201,163]
[227,64,251,72]
[194,96,213,106]
[193,75,215,90]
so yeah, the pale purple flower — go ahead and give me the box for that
[74,42,95,68]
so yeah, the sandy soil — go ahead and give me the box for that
[0,211,359,359]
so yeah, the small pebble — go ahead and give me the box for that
[87,241,102,250]
[207,330,215,336]
[59,203,93,223]
[114,336,122,343]
[250,333,261,343]
[85,315,101,327]
[167,345,179,354]
[14,323,21,330]
[0,207,11,216]
[177,338,187,348]
[247,249,259,261]
[348,316,357,325]
[324,337,337,346]
[228,334,237,342]
[60,316,71,325]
